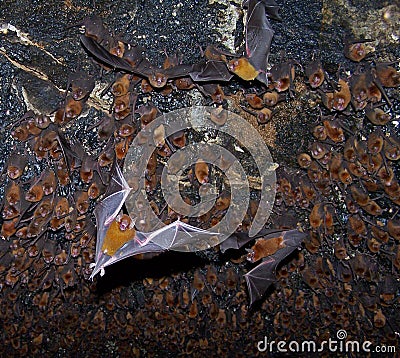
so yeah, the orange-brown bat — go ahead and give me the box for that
[244,230,306,304]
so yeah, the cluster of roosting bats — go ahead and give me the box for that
[1,0,399,311]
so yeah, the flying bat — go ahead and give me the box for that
[244,230,306,305]
[90,164,221,279]
[220,228,289,253]
[244,0,280,85]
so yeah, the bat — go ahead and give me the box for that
[243,230,306,305]
[67,70,95,101]
[220,228,289,253]
[244,0,280,85]
[196,83,225,103]
[69,14,111,45]
[202,44,239,61]
[80,34,135,72]
[135,59,194,88]
[305,59,326,89]
[80,35,193,88]
[90,164,221,279]
[190,60,233,82]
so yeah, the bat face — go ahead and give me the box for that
[68,71,95,101]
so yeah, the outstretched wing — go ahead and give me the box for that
[190,61,233,82]
[147,220,222,251]
[244,230,306,304]
[93,165,132,261]
[94,165,131,228]
[244,256,276,305]
[245,0,279,84]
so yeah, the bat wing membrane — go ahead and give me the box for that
[80,35,137,72]
[148,220,221,251]
[244,257,276,304]
[245,0,277,84]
